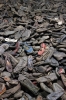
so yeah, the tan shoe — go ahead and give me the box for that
[0,83,6,96]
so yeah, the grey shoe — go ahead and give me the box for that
[47,90,64,100]
[36,73,57,83]
[33,46,40,51]
[57,80,64,88]
[53,83,64,92]
[45,57,59,67]
[14,90,24,98]
[27,55,33,71]
[3,52,18,67]
[14,56,27,73]
[38,36,49,44]
[0,43,9,55]
[18,74,39,95]
[40,83,53,93]
[53,51,66,61]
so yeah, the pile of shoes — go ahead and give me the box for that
[0,0,66,100]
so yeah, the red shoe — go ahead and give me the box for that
[38,48,45,55]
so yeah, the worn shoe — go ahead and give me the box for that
[3,52,18,67]
[47,90,64,100]
[22,42,33,54]
[0,83,21,98]
[14,56,27,73]
[27,55,33,71]
[36,73,57,83]
[0,83,6,96]
[40,83,53,93]
[36,46,49,61]
[0,43,9,55]
[53,51,66,61]
[57,80,64,89]
[53,83,64,92]
[38,43,46,55]
[60,74,66,87]
[18,74,39,95]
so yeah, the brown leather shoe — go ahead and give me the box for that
[0,83,6,96]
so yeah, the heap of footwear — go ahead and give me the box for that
[0,0,66,100]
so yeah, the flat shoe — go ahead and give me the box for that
[0,83,20,98]
[3,52,18,67]
[40,83,53,93]
[27,55,33,71]
[53,51,66,61]
[53,83,64,92]
[18,74,39,95]
[36,73,57,83]
[57,80,64,89]
[47,90,64,100]
[14,56,27,73]
[0,83,6,96]
[4,55,12,73]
